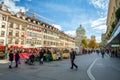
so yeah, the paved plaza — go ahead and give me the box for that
[0,53,120,80]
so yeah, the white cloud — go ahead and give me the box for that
[52,24,62,30]
[3,0,28,13]
[91,17,106,27]
[93,25,107,30]
[90,0,109,9]
[96,36,101,43]
[91,17,107,31]
[65,31,76,37]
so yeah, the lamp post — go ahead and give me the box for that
[5,15,9,60]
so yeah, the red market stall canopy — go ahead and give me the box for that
[9,44,24,48]
[0,44,5,49]
[14,53,31,59]
[19,53,31,59]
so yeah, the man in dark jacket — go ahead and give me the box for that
[9,50,14,68]
[39,49,45,64]
[70,48,78,70]
[15,51,20,68]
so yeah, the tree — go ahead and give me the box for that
[88,39,97,48]
[115,8,120,21]
[81,38,88,48]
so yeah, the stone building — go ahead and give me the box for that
[75,24,86,46]
[0,2,75,48]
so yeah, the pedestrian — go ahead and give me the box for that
[15,51,20,68]
[9,50,14,69]
[39,49,45,64]
[101,49,105,58]
[70,48,78,70]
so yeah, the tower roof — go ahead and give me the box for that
[76,24,85,31]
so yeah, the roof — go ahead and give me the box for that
[76,25,85,31]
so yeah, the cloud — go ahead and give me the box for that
[65,31,76,37]
[52,24,62,30]
[90,0,109,9]
[91,17,106,27]
[3,0,28,13]
[96,36,101,43]
[93,25,107,31]
[91,17,107,31]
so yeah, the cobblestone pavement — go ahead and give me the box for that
[0,53,120,80]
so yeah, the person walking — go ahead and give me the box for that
[101,49,105,58]
[39,49,45,64]
[15,51,20,68]
[9,50,14,69]
[70,48,78,70]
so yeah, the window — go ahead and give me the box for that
[22,27,25,30]
[9,23,13,28]
[2,16,6,21]
[15,32,19,37]
[9,30,13,36]
[16,24,19,29]
[2,23,5,28]
[8,39,12,44]
[0,39,4,44]
[21,40,24,44]
[15,39,19,44]
[1,31,5,37]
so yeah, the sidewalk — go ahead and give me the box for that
[0,60,9,64]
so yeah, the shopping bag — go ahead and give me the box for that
[17,59,21,64]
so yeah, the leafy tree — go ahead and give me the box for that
[81,38,88,48]
[88,39,97,48]
[115,8,120,21]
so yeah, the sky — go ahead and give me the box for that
[1,0,109,42]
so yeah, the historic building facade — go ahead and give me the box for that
[75,24,86,46]
[0,2,75,48]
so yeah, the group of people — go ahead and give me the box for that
[9,50,20,69]
[8,48,78,71]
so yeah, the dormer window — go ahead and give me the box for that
[28,19,31,22]
[1,2,8,11]
[37,22,40,25]
[22,16,25,20]
[16,14,20,18]
[33,20,36,23]
[43,24,45,27]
